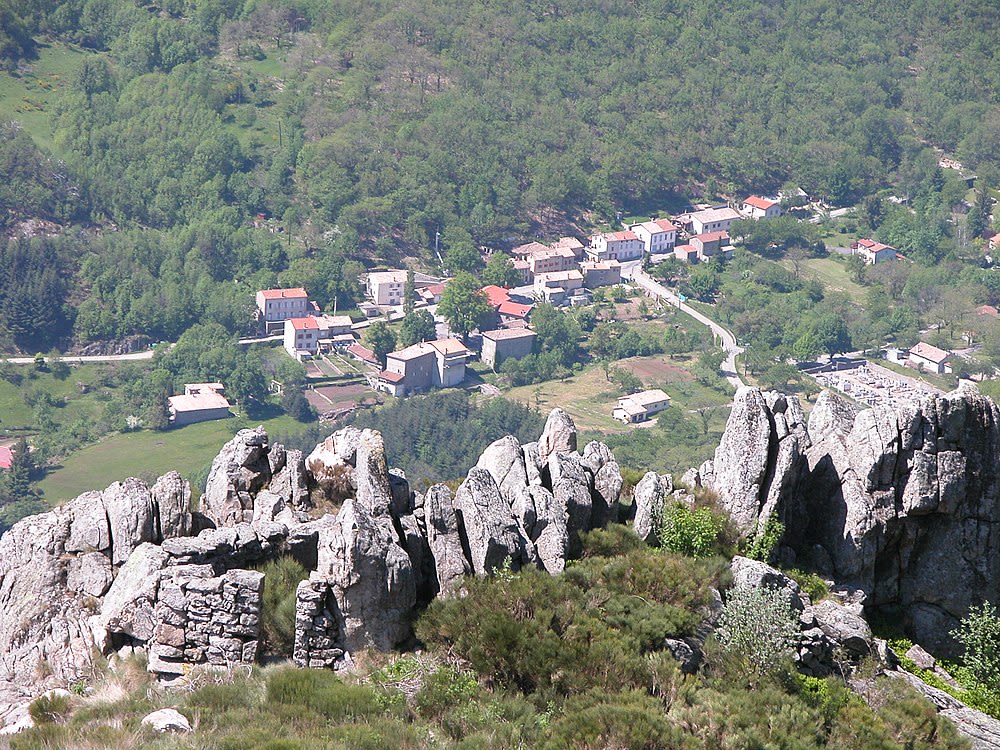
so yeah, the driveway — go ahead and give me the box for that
[632,270,744,390]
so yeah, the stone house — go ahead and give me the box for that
[374,339,470,397]
[481,328,537,369]
[629,219,678,254]
[612,389,671,423]
[581,260,622,288]
[587,230,644,262]
[168,383,231,426]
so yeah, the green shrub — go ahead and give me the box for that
[657,503,725,557]
[715,583,800,687]
[579,524,646,557]
[786,569,829,603]
[951,601,1000,691]
[415,667,481,719]
[266,668,393,723]
[542,690,695,750]
[27,692,71,725]
[743,517,785,563]
[254,556,310,656]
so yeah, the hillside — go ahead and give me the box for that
[1,0,999,351]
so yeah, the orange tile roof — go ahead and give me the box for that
[289,316,320,330]
[744,195,778,210]
[259,288,308,300]
[499,300,534,318]
[481,285,511,307]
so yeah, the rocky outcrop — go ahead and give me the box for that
[707,385,1000,657]
[0,409,623,732]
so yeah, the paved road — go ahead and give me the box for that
[2,350,157,365]
[633,270,744,390]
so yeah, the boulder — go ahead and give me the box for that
[729,556,805,611]
[513,485,568,574]
[632,472,670,543]
[100,543,170,642]
[548,452,592,557]
[66,552,113,598]
[454,468,527,576]
[476,435,529,504]
[315,499,416,653]
[807,599,873,657]
[141,708,191,734]
[102,478,158,566]
[537,408,577,463]
[151,471,192,541]
[201,427,272,527]
[423,485,471,595]
[270,448,310,511]
[353,429,393,517]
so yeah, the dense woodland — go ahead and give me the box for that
[0,0,998,351]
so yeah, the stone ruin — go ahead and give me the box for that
[0,408,623,729]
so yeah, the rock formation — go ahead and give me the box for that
[702,385,1000,656]
[0,408,623,730]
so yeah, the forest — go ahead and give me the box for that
[0,0,998,351]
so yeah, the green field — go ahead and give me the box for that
[37,411,309,504]
[0,42,94,153]
[0,364,121,431]
[781,255,868,303]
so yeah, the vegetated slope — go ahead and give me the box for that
[0,0,998,351]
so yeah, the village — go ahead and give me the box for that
[163,192,984,432]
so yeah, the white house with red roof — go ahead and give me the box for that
[628,219,678,254]
[256,288,313,331]
[908,341,953,374]
[741,195,782,220]
[681,206,743,235]
[283,314,354,359]
[587,230,644,261]
[0,445,13,471]
[853,239,897,265]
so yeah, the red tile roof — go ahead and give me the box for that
[977,305,999,318]
[289,316,319,330]
[259,288,308,300]
[910,341,951,364]
[654,219,678,232]
[695,231,729,243]
[377,370,405,383]
[0,446,13,470]
[744,195,778,210]
[481,285,511,308]
[347,343,379,364]
[498,301,533,318]
[607,230,639,242]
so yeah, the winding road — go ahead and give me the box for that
[1,350,157,365]
[633,270,744,390]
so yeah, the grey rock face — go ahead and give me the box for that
[151,471,192,541]
[99,543,170,642]
[142,708,192,733]
[633,472,671,543]
[423,484,471,595]
[201,427,272,527]
[476,435,529,504]
[315,499,416,653]
[807,599,873,657]
[455,468,527,576]
[67,551,113,598]
[270,448,310,511]
[548,452,592,557]
[729,556,805,611]
[293,575,344,669]
[514,485,568,574]
[537,408,577,463]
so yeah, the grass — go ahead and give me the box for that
[37,411,308,504]
[0,364,123,432]
[780,255,868,303]
[0,42,95,154]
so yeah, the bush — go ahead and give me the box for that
[951,601,1000,691]
[254,556,310,656]
[266,668,392,723]
[787,569,830,603]
[715,583,800,687]
[414,667,481,719]
[27,693,71,725]
[579,525,647,558]
[744,517,785,563]
[542,690,695,750]
[657,503,726,557]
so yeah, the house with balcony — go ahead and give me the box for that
[283,314,354,359]
[853,239,897,265]
[256,288,314,332]
[741,195,782,219]
[373,338,471,396]
[629,219,678,254]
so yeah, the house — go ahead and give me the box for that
[976,304,1000,318]
[612,389,671,424]
[528,246,577,276]
[629,219,678,254]
[481,328,537,369]
[374,338,470,396]
[853,239,896,265]
[283,314,354,359]
[581,260,622,288]
[0,445,13,471]
[168,383,231,426]
[482,285,512,309]
[690,231,730,260]
[418,283,446,306]
[989,233,1000,253]
[510,241,550,260]
[587,230,644,262]
[512,258,532,284]
[685,206,742,235]
[742,196,782,220]
[256,288,312,332]
[908,342,953,374]
[365,270,409,306]
[674,244,699,263]
[347,343,380,367]
[551,236,587,259]
[498,300,534,326]
[534,270,584,304]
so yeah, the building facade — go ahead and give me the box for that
[481,328,537,369]
[629,219,678,254]
[588,230,644,261]
[256,288,311,331]
[168,383,231,426]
